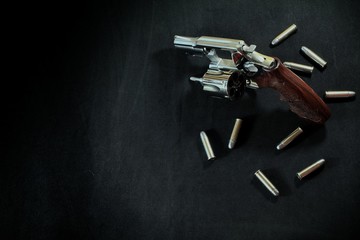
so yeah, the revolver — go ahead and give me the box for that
[174,35,330,124]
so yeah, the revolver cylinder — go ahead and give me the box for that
[190,70,245,100]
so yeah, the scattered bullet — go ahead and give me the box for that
[276,127,303,150]
[228,118,243,149]
[271,24,297,46]
[200,131,215,160]
[297,159,325,180]
[301,46,327,68]
[324,91,356,99]
[283,61,314,74]
[254,170,279,196]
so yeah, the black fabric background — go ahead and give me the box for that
[3,0,360,239]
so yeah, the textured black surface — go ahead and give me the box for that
[4,0,360,239]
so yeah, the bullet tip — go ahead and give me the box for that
[271,39,279,46]
[273,189,280,196]
[228,140,235,149]
[317,159,326,165]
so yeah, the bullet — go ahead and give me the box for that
[324,91,356,98]
[283,62,314,74]
[200,131,215,160]
[301,46,327,68]
[276,127,303,150]
[254,170,279,196]
[297,159,325,180]
[271,24,297,46]
[228,118,243,149]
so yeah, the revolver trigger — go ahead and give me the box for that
[231,52,243,65]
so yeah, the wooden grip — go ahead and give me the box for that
[253,59,330,124]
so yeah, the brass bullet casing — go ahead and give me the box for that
[200,131,215,160]
[276,127,303,150]
[283,62,314,74]
[301,46,327,68]
[271,24,297,46]
[254,170,279,196]
[324,91,356,99]
[228,118,243,149]
[297,159,325,180]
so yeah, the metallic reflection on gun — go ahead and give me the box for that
[174,35,275,99]
[174,35,331,124]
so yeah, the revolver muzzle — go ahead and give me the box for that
[174,35,197,46]
[174,35,203,52]
[190,70,245,100]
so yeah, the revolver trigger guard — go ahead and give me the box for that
[231,52,243,66]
